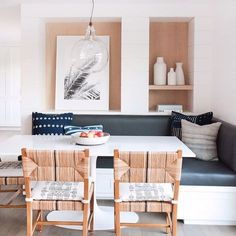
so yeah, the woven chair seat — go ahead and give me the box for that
[0,161,23,179]
[119,183,173,202]
[32,181,88,201]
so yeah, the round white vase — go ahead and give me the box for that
[154,57,167,85]
[176,62,185,85]
[167,68,177,85]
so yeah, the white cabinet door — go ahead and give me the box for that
[5,100,21,126]
[6,47,21,97]
[96,169,114,199]
[0,48,7,97]
[0,100,5,125]
[0,46,21,128]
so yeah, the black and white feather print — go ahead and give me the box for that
[64,57,100,100]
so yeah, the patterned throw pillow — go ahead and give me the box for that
[64,125,103,135]
[170,111,213,139]
[32,112,73,135]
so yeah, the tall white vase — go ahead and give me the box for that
[176,62,185,85]
[154,57,167,85]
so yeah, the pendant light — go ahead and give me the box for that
[71,0,109,73]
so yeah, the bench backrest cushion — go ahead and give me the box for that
[215,119,236,172]
[72,115,171,136]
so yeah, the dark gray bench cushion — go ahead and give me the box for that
[97,157,236,186]
[72,114,236,186]
[181,158,236,186]
[73,115,171,136]
[215,119,236,172]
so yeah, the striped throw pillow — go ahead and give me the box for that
[64,125,103,135]
[181,120,221,161]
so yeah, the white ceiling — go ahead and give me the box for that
[0,0,199,7]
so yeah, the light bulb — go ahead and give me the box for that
[71,25,108,73]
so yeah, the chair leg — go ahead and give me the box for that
[26,202,33,236]
[114,202,121,236]
[82,203,89,236]
[114,202,116,233]
[89,192,94,232]
[172,205,177,236]
[36,210,43,232]
[166,213,171,234]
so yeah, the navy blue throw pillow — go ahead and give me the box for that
[170,111,213,139]
[32,112,73,135]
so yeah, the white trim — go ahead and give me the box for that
[40,110,195,116]
[0,126,21,131]
[184,220,236,226]
[178,186,236,225]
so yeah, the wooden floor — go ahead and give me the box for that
[0,191,236,236]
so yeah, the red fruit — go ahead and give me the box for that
[96,131,104,137]
[80,132,88,138]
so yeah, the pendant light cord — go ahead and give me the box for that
[89,0,95,26]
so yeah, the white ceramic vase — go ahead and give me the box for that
[154,57,167,85]
[176,62,185,85]
[167,68,177,85]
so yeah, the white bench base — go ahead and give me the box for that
[178,185,236,226]
[96,169,236,226]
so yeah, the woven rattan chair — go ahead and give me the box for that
[0,160,25,208]
[21,148,94,236]
[114,149,182,236]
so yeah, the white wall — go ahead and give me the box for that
[0,6,20,44]
[20,0,215,134]
[0,6,21,139]
[212,0,236,125]
[2,0,236,134]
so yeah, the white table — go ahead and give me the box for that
[0,135,195,230]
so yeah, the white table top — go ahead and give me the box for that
[0,135,195,160]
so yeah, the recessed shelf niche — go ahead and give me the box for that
[46,21,121,112]
[149,20,193,112]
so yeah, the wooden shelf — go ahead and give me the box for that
[149,85,193,91]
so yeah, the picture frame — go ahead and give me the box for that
[55,35,110,111]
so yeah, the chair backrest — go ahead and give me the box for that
[21,149,89,182]
[114,150,182,184]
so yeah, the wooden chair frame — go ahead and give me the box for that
[0,183,25,209]
[0,162,25,209]
[21,148,94,236]
[114,149,182,236]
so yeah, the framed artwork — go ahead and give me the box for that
[55,35,109,110]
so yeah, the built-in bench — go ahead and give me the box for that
[72,114,236,225]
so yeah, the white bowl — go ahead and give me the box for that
[71,132,110,146]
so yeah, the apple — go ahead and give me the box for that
[96,131,104,137]
[80,132,88,138]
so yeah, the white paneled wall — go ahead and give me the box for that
[190,17,214,113]
[0,46,21,127]
[121,17,149,113]
[20,1,215,133]
[212,1,236,125]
